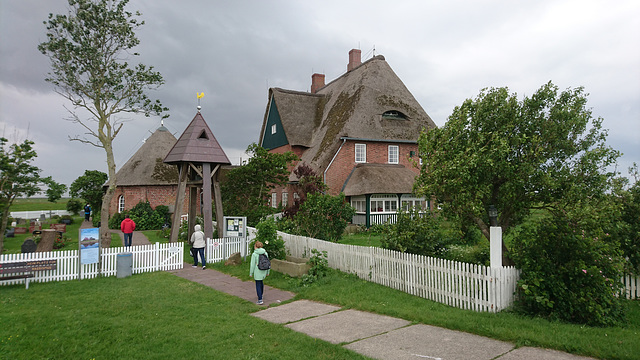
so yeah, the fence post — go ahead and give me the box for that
[490,226,502,268]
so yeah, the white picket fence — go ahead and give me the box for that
[0,242,184,287]
[622,274,640,300]
[278,232,520,312]
[204,227,256,263]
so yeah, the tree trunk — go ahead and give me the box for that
[100,137,118,248]
[0,206,9,253]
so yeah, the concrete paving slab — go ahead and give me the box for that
[345,324,514,360]
[252,300,342,324]
[286,309,411,344]
[498,347,597,360]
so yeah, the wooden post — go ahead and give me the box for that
[169,163,188,243]
[202,163,214,239]
[212,168,224,237]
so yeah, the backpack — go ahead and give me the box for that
[257,253,271,270]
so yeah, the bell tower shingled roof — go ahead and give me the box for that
[163,111,231,165]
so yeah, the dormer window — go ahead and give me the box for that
[271,124,277,134]
[382,110,408,120]
[198,130,209,140]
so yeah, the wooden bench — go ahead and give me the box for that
[0,260,57,289]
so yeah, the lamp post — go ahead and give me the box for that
[489,205,502,268]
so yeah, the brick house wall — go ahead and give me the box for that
[109,185,199,216]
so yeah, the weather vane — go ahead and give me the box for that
[197,92,204,112]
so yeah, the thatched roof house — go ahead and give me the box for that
[108,125,181,215]
[258,49,436,226]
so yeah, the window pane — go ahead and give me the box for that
[355,143,366,163]
[388,145,399,164]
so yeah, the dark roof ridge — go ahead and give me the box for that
[316,54,387,93]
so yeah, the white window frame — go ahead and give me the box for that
[271,192,277,208]
[355,143,366,163]
[370,194,397,213]
[118,195,125,213]
[388,145,399,164]
[282,192,288,207]
[350,195,366,213]
[271,124,277,134]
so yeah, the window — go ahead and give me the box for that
[118,195,125,213]
[282,192,288,207]
[388,145,399,164]
[382,110,408,120]
[293,192,300,200]
[370,194,397,213]
[351,196,366,213]
[271,192,277,208]
[401,195,427,211]
[271,124,277,134]
[355,143,366,163]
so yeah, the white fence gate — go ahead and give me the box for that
[205,227,256,263]
[1,242,184,287]
[279,232,520,312]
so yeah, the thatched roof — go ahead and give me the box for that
[341,163,417,196]
[164,112,231,165]
[260,55,436,174]
[115,126,180,186]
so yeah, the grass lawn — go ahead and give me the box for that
[9,197,70,211]
[0,272,367,360]
[339,232,383,247]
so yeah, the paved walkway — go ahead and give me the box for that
[101,226,597,360]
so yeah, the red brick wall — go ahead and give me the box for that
[109,185,200,216]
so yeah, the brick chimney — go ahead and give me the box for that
[311,73,325,94]
[347,49,362,71]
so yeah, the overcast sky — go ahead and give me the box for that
[1,0,639,191]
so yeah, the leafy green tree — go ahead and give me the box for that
[415,82,620,263]
[44,179,67,203]
[69,170,108,211]
[0,138,60,252]
[221,143,298,226]
[293,193,355,242]
[39,0,168,247]
[619,171,640,274]
[66,198,83,215]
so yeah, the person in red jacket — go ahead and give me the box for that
[120,215,136,247]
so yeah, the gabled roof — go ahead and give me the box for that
[260,54,436,173]
[164,112,231,165]
[115,126,179,186]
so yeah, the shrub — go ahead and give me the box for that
[66,198,83,215]
[301,249,329,286]
[59,215,74,225]
[109,202,170,231]
[293,193,355,242]
[250,217,286,260]
[381,208,461,257]
[511,213,626,326]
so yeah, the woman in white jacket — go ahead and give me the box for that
[190,224,206,269]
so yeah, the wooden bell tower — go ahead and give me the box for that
[163,108,231,243]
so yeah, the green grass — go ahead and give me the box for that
[10,197,69,211]
[0,272,368,360]
[210,260,640,360]
[339,232,383,247]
